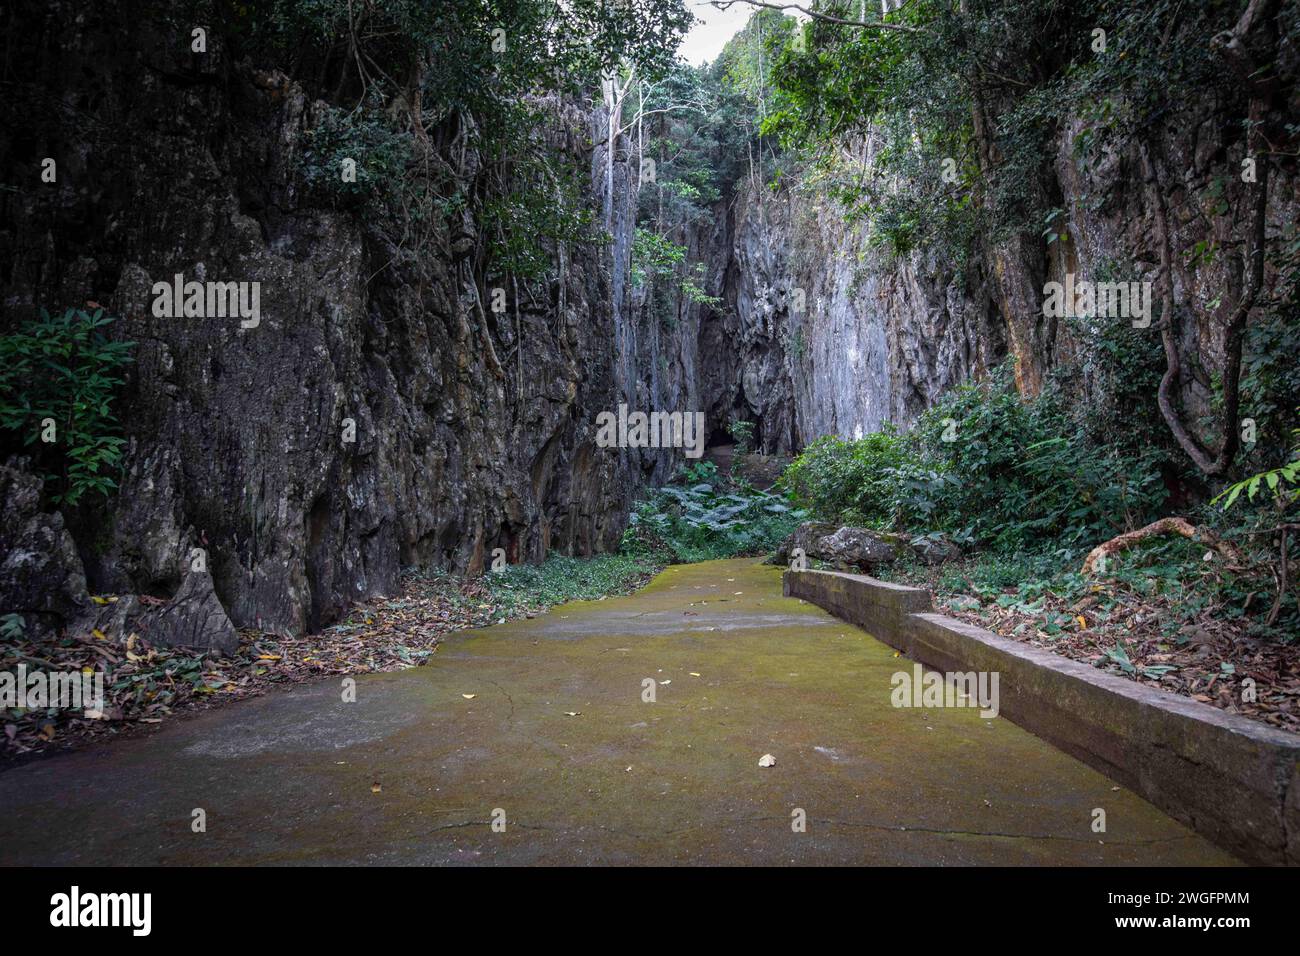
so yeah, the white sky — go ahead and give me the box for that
[676,0,756,66]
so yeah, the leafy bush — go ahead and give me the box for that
[0,308,134,505]
[781,361,1167,551]
[728,417,755,457]
[917,365,1167,548]
[299,104,412,206]
[779,426,912,526]
[623,469,806,563]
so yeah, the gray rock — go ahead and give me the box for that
[0,462,89,636]
[818,526,905,570]
[771,521,904,572]
[909,534,962,565]
[74,595,141,645]
[0,16,699,637]
[774,522,961,571]
[142,572,239,655]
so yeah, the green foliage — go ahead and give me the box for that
[631,227,686,285]
[0,613,24,641]
[780,427,915,527]
[1214,425,1300,513]
[898,525,1298,645]
[680,459,720,485]
[758,0,1258,262]
[1060,302,1169,460]
[782,361,1168,551]
[247,1,693,291]
[631,62,736,320]
[242,1,693,113]
[916,364,1167,549]
[484,552,660,613]
[299,103,413,206]
[623,469,806,564]
[484,155,594,281]
[0,308,134,506]
[728,417,755,457]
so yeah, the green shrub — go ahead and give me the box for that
[0,307,134,505]
[914,364,1166,548]
[623,470,805,563]
[299,104,412,206]
[729,417,755,457]
[781,360,1167,551]
[779,426,912,526]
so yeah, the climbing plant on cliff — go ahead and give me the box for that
[725,0,1296,477]
[0,308,134,506]
[245,0,694,291]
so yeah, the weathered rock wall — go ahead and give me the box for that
[703,176,1001,454]
[0,1,690,636]
[701,105,1296,454]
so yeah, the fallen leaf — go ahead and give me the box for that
[371,782,382,793]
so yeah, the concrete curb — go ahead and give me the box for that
[784,567,1300,865]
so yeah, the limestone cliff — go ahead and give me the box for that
[696,113,1296,455]
[0,1,691,635]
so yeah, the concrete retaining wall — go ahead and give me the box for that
[784,567,1300,865]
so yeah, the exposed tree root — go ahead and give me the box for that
[1082,517,1246,575]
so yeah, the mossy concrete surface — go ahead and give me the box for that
[786,567,1298,865]
[0,559,1236,864]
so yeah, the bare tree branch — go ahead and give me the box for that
[707,0,921,33]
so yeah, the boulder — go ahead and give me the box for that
[767,522,838,565]
[909,533,963,566]
[771,522,962,572]
[141,571,240,654]
[770,522,905,572]
[0,461,89,636]
[818,526,905,569]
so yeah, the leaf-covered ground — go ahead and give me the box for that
[877,544,1300,734]
[1,555,661,766]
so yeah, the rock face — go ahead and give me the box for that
[143,571,239,655]
[697,118,1296,456]
[0,1,693,637]
[0,463,89,637]
[701,179,1003,454]
[2,2,1294,641]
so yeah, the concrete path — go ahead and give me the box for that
[0,559,1236,865]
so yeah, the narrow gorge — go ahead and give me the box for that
[1,0,1298,873]
[9,1,1293,646]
